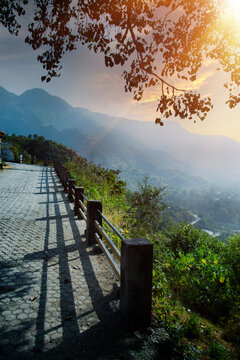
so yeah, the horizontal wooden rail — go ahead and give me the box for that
[95,233,120,279]
[12,156,54,166]
[79,208,87,222]
[94,220,121,261]
[98,210,125,242]
[79,199,87,214]
[82,193,88,202]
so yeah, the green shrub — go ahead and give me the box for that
[223,234,240,288]
[181,313,201,340]
[166,223,213,254]
[125,177,166,237]
[159,224,240,322]
[67,158,127,215]
[207,341,232,360]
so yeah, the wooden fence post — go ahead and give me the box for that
[120,238,153,330]
[61,166,66,186]
[74,187,84,218]
[56,162,60,177]
[64,170,70,193]
[60,166,65,185]
[61,166,65,185]
[31,155,36,165]
[68,179,76,202]
[86,200,102,246]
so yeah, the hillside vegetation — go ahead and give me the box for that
[3,134,78,164]
[67,157,240,360]
[3,134,240,359]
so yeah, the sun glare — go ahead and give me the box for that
[228,0,240,11]
[227,0,240,18]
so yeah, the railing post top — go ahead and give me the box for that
[87,200,102,205]
[87,200,102,213]
[86,200,102,246]
[75,186,84,191]
[123,238,153,247]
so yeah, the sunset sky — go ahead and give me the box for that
[0,4,240,143]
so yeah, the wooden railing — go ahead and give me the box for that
[54,161,153,330]
[94,210,121,279]
[14,155,53,167]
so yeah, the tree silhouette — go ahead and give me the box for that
[1,0,240,123]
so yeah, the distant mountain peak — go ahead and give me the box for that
[0,85,18,97]
[1,85,240,188]
[20,88,68,104]
[21,87,48,95]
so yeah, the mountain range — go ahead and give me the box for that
[1,85,240,191]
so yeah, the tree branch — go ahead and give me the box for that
[128,17,187,93]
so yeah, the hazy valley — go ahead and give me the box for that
[1,85,240,237]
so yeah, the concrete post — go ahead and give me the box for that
[68,179,76,202]
[74,187,84,218]
[120,238,153,330]
[86,200,102,246]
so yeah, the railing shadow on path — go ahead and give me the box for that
[23,167,123,359]
[0,165,52,359]
[0,259,35,358]
[0,164,181,360]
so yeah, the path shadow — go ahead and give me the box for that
[0,260,32,300]
[19,167,123,359]
[0,258,41,359]
[0,165,183,360]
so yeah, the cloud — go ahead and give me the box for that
[94,72,122,90]
[176,71,215,91]
[0,51,33,61]
[131,95,158,105]
[203,58,218,67]
[202,92,213,98]
[128,69,215,107]
[0,33,34,62]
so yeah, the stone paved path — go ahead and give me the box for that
[0,163,120,360]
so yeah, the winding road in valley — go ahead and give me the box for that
[190,213,220,237]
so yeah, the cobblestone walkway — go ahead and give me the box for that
[0,163,120,360]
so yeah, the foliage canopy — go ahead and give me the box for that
[2,0,240,123]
